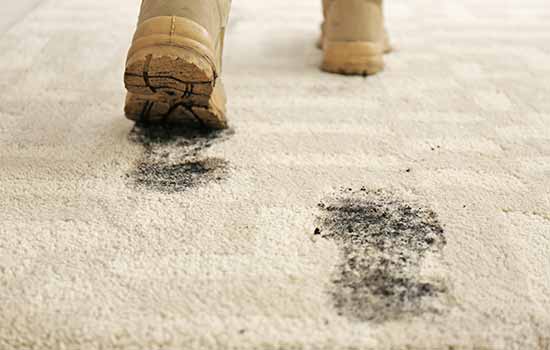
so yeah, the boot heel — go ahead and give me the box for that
[124,16,217,99]
[124,40,216,100]
[123,16,227,129]
[321,0,387,75]
[321,41,384,76]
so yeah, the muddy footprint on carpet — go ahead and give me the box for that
[315,188,449,323]
[127,123,232,193]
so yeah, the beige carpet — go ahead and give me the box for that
[1,0,550,349]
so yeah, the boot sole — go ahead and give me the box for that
[321,41,385,76]
[124,17,227,128]
[316,32,393,54]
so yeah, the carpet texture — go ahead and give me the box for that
[1,0,550,349]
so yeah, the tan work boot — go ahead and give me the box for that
[320,0,391,75]
[124,0,231,128]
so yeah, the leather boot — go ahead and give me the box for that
[320,0,391,75]
[124,0,231,128]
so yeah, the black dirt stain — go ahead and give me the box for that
[127,123,232,193]
[316,188,448,323]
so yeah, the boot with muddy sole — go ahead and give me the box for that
[124,0,231,129]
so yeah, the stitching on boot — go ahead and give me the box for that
[170,16,176,44]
